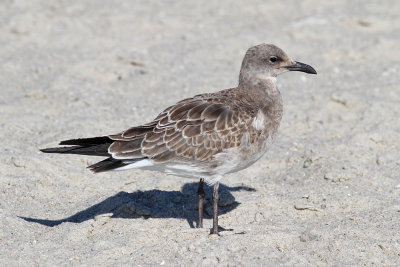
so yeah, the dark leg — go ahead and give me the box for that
[197,178,205,228]
[211,182,219,234]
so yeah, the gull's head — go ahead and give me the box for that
[239,44,317,84]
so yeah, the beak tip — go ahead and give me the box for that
[288,61,317,75]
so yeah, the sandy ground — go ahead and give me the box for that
[1,0,399,266]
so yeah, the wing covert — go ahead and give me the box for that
[107,96,258,162]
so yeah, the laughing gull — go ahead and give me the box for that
[41,44,317,235]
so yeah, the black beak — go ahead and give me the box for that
[286,61,317,74]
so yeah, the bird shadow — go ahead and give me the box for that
[20,182,256,228]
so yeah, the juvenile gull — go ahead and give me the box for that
[41,44,317,235]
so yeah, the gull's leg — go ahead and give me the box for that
[211,182,219,234]
[197,178,205,228]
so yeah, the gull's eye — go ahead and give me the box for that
[269,56,278,63]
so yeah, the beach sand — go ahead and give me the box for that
[1,0,399,265]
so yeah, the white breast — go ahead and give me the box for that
[252,110,265,131]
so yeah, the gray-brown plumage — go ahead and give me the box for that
[41,44,317,234]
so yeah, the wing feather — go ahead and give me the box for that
[107,95,257,162]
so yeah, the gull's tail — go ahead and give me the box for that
[41,136,145,173]
[40,136,113,157]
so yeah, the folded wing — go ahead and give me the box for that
[108,96,256,163]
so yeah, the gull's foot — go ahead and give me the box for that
[209,225,233,235]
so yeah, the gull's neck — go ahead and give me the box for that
[236,73,282,121]
[238,73,279,98]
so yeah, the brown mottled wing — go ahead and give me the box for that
[108,96,256,162]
